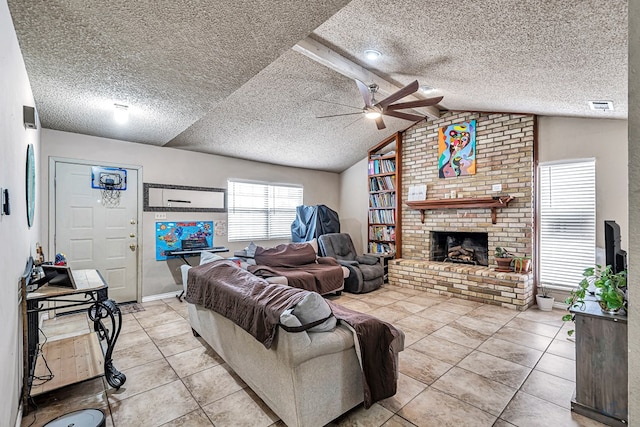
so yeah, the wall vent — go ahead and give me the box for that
[588,100,614,111]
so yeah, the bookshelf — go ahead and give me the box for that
[367,132,402,258]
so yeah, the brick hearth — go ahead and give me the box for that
[389,259,534,310]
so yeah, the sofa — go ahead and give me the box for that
[181,263,404,427]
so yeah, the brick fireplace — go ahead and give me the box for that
[389,111,535,310]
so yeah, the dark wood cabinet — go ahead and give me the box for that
[571,301,627,426]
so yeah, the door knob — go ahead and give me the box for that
[129,243,137,251]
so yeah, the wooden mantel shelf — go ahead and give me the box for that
[406,196,515,224]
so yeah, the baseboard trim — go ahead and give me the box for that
[142,291,181,303]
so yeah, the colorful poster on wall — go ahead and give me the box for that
[438,120,477,178]
[155,221,214,261]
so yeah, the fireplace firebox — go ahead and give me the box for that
[430,231,489,266]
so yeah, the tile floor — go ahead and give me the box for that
[21,284,608,427]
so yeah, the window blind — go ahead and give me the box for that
[539,160,596,288]
[227,180,303,241]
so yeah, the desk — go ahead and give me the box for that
[21,268,126,413]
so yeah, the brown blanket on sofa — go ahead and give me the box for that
[185,260,402,407]
[248,243,344,294]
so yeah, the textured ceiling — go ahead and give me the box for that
[9,0,628,172]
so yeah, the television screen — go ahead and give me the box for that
[604,220,626,274]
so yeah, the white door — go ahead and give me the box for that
[54,162,139,303]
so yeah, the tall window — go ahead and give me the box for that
[539,159,596,288]
[227,180,303,241]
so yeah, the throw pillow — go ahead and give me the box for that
[292,292,336,332]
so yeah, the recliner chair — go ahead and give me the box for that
[318,233,384,294]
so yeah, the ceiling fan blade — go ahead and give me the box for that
[355,79,373,108]
[386,96,444,110]
[376,80,419,109]
[316,112,363,118]
[375,116,386,130]
[383,110,425,122]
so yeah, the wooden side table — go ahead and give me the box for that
[570,300,627,426]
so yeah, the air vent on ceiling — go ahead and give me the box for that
[588,100,614,111]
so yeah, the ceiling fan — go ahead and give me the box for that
[317,79,443,130]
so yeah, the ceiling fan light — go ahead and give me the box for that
[364,49,381,60]
[420,85,436,94]
[365,111,381,119]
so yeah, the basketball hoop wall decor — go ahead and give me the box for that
[91,166,127,207]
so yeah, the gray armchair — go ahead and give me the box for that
[318,233,384,293]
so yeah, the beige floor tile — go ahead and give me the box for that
[379,289,414,300]
[430,324,489,349]
[399,388,496,427]
[493,419,517,427]
[534,353,575,382]
[335,298,381,313]
[359,293,402,307]
[160,409,213,426]
[432,301,477,315]
[112,340,164,371]
[166,344,224,378]
[136,310,187,329]
[154,330,204,357]
[399,348,453,385]
[145,318,193,341]
[520,369,576,409]
[182,364,246,406]
[477,337,543,368]
[107,358,178,401]
[379,373,428,413]
[389,300,434,314]
[399,327,429,347]
[140,299,166,308]
[404,296,447,310]
[414,307,461,323]
[546,338,576,361]
[396,315,447,335]
[458,351,531,389]
[369,306,413,323]
[110,380,198,426]
[409,334,473,365]
[514,308,565,327]
[501,391,607,427]
[445,298,484,308]
[431,367,517,416]
[328,403,394,426]
[119,316,143,333]
[382,414,419,427]
[201,388,278,427]
[466,305,518,325]
[451,315,503,335]
[504,317,561,338]
[115,329,152,351]
[493,327,554,351]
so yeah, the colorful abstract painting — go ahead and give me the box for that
[438,120,476,178]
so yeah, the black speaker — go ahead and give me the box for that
[23,105,37,129]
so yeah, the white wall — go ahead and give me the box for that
[40,129,341,298]
[339,157,368,252]
[538,116,628,250]
[0,1,41,424]
[627,1,639,422]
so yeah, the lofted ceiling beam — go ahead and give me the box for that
[293,36,440,119]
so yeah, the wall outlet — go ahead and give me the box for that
[155,212,167,220]
[492,184,502,192]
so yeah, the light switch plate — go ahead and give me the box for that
[155,212,167,220]
[492,184,502,192]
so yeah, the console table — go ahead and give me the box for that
[21,266,126,413]
[570,301,627,426]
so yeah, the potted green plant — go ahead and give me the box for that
[562,265,627,335]
[512,255,531,273]
[494,247,514,272]
[535,285,554,311]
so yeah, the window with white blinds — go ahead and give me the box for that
[539,160,596,288]
[227,180,303,241]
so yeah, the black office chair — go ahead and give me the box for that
[318,233,384,293]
